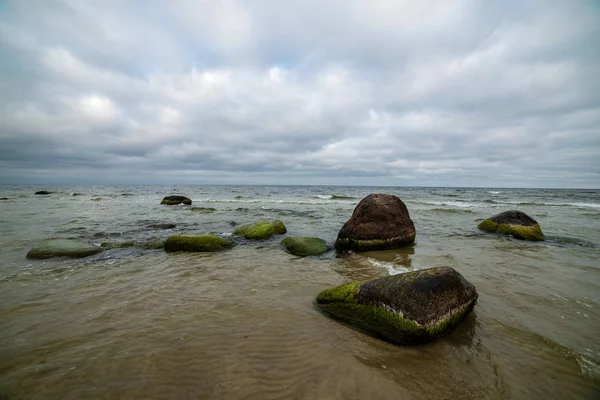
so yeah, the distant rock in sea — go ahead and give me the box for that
[335,194,416,251]
[316,267,478,345]
[147,223,176,230]
[160,195,192,205]
[478,210,545,241]
[34,191,52,195]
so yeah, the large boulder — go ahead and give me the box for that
[316,267,478,345]
[234,220,287,240]
[26,239,104,259]
[478,210,544,241]
[281,237,328,256]
[164,234,233,252]
[335,194,416,251]
[160,195,192,205]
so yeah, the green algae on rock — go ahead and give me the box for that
[164,234,233,252]
[26,239,104,259]
[316,267,478,345]
[478,210,544,241]
[233,220,287,240]
[160,195,192,205]
[335,194,416,252]
[281,237,328,256]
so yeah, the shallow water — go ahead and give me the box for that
[1,185,599,399]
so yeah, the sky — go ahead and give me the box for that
[0,0,599,187]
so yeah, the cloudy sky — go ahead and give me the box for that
[0,0,599,187]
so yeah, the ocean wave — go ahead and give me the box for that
[489,191,501,194]
[195,198,338,205]
[367,258,413,275]
[314,194,357,200]
[429,208,474,214]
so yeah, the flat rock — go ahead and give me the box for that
[164,234,233,252]
[234,220,287,240]
[281,237,328,256]
[316,267,478,345]
[335,194,416,251]
[27,239,104,259]
[478,210,544,241]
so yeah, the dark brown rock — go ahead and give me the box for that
[160,195,192,205]
[335,194,416,251]
[35,191,52,195]
[478,210,544,241]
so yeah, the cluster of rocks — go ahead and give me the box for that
[26,192,547,346]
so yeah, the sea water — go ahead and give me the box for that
[0,185,599,399]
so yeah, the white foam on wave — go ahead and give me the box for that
[577,354,600,379]
[489,191,501,194]
[368,258,412,275]
[569,202,600,209]
[314,194,333,200]
[419,200,480,208]
[193,198,333,205]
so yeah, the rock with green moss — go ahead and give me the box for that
[164,234,233,252]
[281,237,328,256]
[26,239,104,259]
[478,210,544,241]
[335,194,416,252]
[316,267,478,345]
[160,195,192,205]
[233,220,287,240]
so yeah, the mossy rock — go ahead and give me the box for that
[164,234,233,252]
[233,220,287,240]
[478,210,544,241]
[26,239,104,259]
[281,237,328,256]
[160,195,192,205]
[316,267,478,345]
[142,238,165,250]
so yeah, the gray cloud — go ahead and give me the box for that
[0,0,599,187]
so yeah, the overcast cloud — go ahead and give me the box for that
[0,0,599,187]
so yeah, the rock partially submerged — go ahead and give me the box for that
[26,239,104,259]
[282,237,328,256]
[478,210,544,241]
[335,194,416,251]
[234,220,287,240]
[316,267,478,345]
[34,191,52,195]
[164,234,233,252]
[160,195,192,205]
[147,223,176,230]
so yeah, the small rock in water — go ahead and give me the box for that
[0,197,8,200]
[316,267,478,345]
[233,220,287,240]
[478,210,544,241]
[160,195,192,205]
[100,241,136,249]
[335,194,416,251]
[281,237,328,256]
[26,239,104,259]
[148,223,176,230]
[164,234,233,252]
[34,191,52,195]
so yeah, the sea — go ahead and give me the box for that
[0,185,599,400]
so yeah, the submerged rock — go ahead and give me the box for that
[34,191,52,195]
[335,194,416,251]
[147,223,176,230]
[26,239,104,259]
[281,237,328,256]
[316,267,478,345]
[100,241,136,249]
[142,238,165,250]
[0,197,8,200]
[164,234,233,252]
[234,220,287,240]
[160,195,192,205]
[478,210,544,241]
